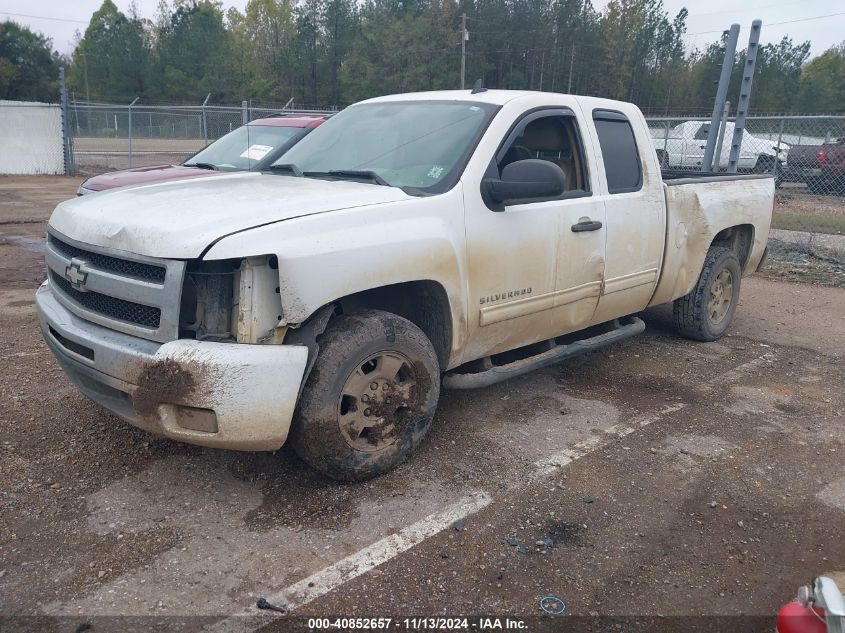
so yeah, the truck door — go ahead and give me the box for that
[587,109,665,325]
[686,122,710,168]
[461,108,606,362]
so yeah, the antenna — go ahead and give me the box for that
[471,79,487,94]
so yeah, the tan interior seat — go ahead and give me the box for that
[520,118,576,190]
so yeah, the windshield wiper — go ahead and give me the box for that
[304,170,390,186]
[184,162,218,170]
[264,163,303,176]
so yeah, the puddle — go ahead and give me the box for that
[4,235,45,253]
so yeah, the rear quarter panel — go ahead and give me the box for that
[648,176,774,307]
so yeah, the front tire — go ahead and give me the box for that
[673,246,742,342]
[289,310,441,481]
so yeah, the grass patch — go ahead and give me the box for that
[772,212,845,235]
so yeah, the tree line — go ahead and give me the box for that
[2,0,844,113]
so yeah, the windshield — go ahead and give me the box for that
[186,125,304,171]
[272,101,498,193]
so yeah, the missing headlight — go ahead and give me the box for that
[179,259,239,341]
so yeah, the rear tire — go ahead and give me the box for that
[673,246,742,342]
[289,310,440,481]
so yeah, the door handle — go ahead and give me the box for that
[571,220,603,233]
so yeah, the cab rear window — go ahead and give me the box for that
[592,110,643,194]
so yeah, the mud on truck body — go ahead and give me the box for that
[38,90,774,480]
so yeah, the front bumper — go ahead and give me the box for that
[36,281,308,451]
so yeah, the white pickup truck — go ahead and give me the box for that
[653,120,788,173]
[37,90,774,480]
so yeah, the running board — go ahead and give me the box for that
[442,316,645,390]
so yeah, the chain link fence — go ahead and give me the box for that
[66,100,338,174]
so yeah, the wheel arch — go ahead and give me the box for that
[711,223,755,271]
[287,280,454,371]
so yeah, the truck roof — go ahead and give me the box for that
[249,115,328,128]
[359,89,634,110]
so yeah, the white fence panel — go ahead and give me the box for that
[0,100,64,175]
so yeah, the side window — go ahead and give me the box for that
[592,110,643,194]
[497,114,589,193]
[694,124,710,141]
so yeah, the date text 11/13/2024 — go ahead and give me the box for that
[306,618,529,630]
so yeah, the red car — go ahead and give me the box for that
[77,115,329,195]
[788,137,845,195]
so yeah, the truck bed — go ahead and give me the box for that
[647,172,775,308]
[660,170,773,184]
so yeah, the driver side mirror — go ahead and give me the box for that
[482,159,566,210]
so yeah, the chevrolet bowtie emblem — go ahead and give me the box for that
[65,259,89,290]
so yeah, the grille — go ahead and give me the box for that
[50,272,162,329]
[49,235,166,283]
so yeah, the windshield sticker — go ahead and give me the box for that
[427,165,445,179]
[239,144,274,161]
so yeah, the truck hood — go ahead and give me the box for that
[49,172,411,259]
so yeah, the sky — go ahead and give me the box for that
[1,0,843,57]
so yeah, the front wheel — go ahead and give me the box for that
[289,310,441,481]
[673,246,742,342]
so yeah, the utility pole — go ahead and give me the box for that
[567,39,575,93]
[460,13,468,90]
[539,50,545,91]
[128,96,139,169]
[201,93,211,146]
[81,51,90,102]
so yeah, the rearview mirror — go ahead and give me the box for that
[482,159,566,209]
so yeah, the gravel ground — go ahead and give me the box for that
[0,175,843,632]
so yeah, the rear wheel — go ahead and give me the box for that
[673,246,741,342]
[289,310,440,481]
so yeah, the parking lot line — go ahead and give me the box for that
[527,352,774,483]
[530,403,686,480]
[704,351,776,388]
[207,491,493,632]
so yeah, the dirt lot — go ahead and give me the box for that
[1,175,844,631]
